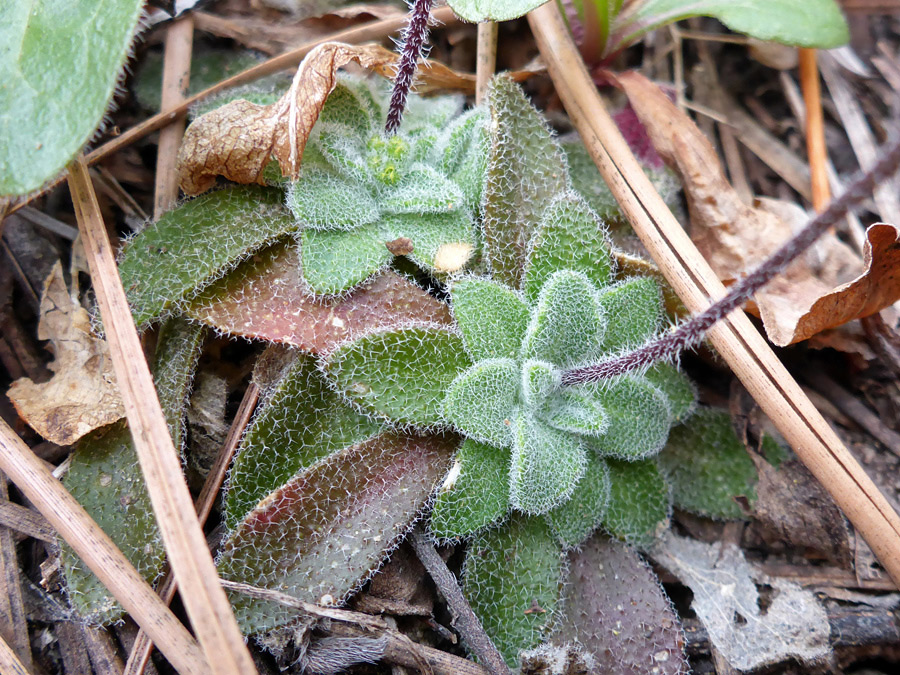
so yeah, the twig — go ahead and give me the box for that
[0,473,32,671]
[527,1,900,588]
[386,0,434,134]
[408,527,510,675]
[66,159,255,674]
[153,14,194,219]
[799,48,831,212]
[4,7,459,218]
[123,383,260,675]
[0,633,29,675]
[0,420,207,675]
[476,22,499,106]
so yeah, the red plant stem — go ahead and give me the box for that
[385,0,434,135]
[562,133,900,386]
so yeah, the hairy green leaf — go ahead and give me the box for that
[219,432,455,634]
[521,359,559,408]
[286,171,379,230]
[430,439,511,540]
[603,458,670,549]
[658,408,757,519]
[380,164,465,216]
[439,106,489,210]
[483,75,567,288]
[325,326,472,426]
[119,186,295,326]
[442,359,519,448]
[542,386,609,438]
[644,362,696,423]
[509,412,586,514]
[463,514,563,666]
[448,0,549,22]
[587,376,672,459]
[224,354,381,530]
[451,278,530,361]
[596,278,662,354]
[300,225,393,296]
[524,192,613,304]
[1,0,145,196]
[544,454,610,548]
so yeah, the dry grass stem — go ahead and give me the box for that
[799,48,831,212]
[476,22,498,105]
[66,158,255,674]
[0,473,32,671]
[528,1,900,587]
[0,420,207,675]
[0,632,30,675]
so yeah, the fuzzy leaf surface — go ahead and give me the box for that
[603,458,670,549]
[442,359,518,448]
[300,225,393,295]
[119,186,295,327]
[225,354,381,530]
[60,319,203,622]
[524,192,613,304]
[624,0,849,50]
[658,408,757,519]
[587,376,672,459]
[451,278,530,361]
[596,278,662,354]
[542,387,609,438]
[219,432,455,634]
[184,241,452,352]
[448,0,549,22]
[440,106,489,210]
[554,533,688,673]
[286,170,379,229]
[1,0,145,196]
[326,327,471,426]
[464,514,563,666]
[544,453,610,548]
[430,439,511,540]
[644,362,696,423]
[483,75,567,289]
[509,412,586,514]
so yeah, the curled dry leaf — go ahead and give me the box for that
[614,71,900,346]
[8,262,124,445]
[177,42,478,196]
[183,240,452,352]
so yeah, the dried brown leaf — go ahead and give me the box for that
[615,71,899,346]
[8,262,124,445]
[183,240,452,352]
[177,42,477,195]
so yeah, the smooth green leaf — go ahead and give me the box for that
[596,278,662,354]
[430,439,511,540]
[483,75,567,288]
[524,192,613,304]
[587,376,672,459]
[325,326,472,427]
[442,359,518,448]
[1,0,145,196]
[463,514,563,665]
[644,362,696,423]
[603,458,670,549]
[448,0,549,22]
[658,408,757,519]
[623,0,849,50]
[509,412,586,514]
[224,354,381,530]
[286,171,379,230]
[451,278,530,361]
[119,186,295,326]
[520,271,605,367]
[219,432,455,634]
[542,386,609,438]
[544,454,610,548]
[300,225,393,295]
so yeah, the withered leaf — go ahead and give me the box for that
[183,240,452,353]
[614,71,898,346]
[8,262,124,445]
[177,42,478,196]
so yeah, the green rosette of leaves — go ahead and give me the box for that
[286,76,488,295]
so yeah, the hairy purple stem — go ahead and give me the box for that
[562,134,900,386]
[385,0,433,135]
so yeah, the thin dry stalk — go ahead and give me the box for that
[799,48,831,211]
[527,1,900,587]
[123,383,260,675]
[0,473,32,671]
[5,7,459,218]
[154,15,194,219]
[0,420,207,675]
[66,159,256,674]
[0,632,29,675]
[476,22,499,106]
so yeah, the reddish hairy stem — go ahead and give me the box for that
[562,134,900,386]
[385,0,434,135]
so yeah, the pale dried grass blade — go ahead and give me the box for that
[66,158,256,674]
[476,22,499,105]
[527,1,900,587]
[0,632,30,675]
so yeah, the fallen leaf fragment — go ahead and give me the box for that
[652,532,831,671]
[177,42,478,195]
[183,240,452,352]
[614,71,898,346]
[8,262,124,445]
